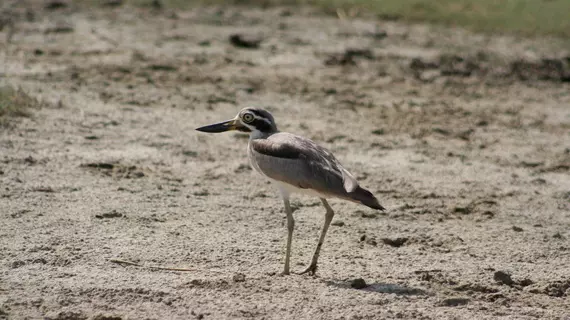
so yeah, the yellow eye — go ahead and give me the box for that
[242,113,254,123]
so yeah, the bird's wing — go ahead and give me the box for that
[249,133,358,197]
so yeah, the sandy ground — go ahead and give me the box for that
[1,2,570,319]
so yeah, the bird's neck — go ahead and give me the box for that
[249,129,277,140]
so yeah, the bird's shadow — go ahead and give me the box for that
[325,279,430,296]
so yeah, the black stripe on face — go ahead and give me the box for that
[251,118,273,132]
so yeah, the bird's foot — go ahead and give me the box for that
[298,263,318,276]
[279,268,291,276]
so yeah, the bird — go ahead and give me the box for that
[196,107,385,275]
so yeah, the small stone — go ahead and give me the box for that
[189,279,203,286]
[350,278,367,289]
[101,0,124,7]
[232,273,246,282]
[381,237,408,247]
[553,232,563,239]
[331,220,345,227]
[32,258,47,264]
[544,280,570,297]
[440,297,470,306]
[95,210,123,219]
[494,270,514,286]
[365,238,377,246]
[193,190,209,196]
[45,0,69,10]
[150,0,162,9]
[482,211,495,218]
[518,278,534,287]
[198,40,211,47]
[229,34,262,49]
[453,206,471,214]
[92,314,123,320]
[360,211,377,219]
[512,226,523,232]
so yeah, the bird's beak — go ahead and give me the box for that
[196,118,239,133]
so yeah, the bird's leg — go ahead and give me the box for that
[281,198,294,275]
[299,198,334,276]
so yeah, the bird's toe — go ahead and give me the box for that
[298,264,318,276]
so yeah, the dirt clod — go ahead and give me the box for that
[83,162,114,169]
[45,310,87,320]
[232,273,246,282]
[544,281,570,297]
[229,34,262,49]
[510,58,570,82]
[350,278,367,289]
[453,206,471,214]
[331,220,345,227]
[519,278,534,287]
[45,23,74,34]
[381,237,408,247]
[494,271,515,286]
[32,186,55,193]
[365,238,378,246]
[95,210,123,219]
[440,297,470,307]
[101,0,124,7]
[45,1,69,10]
[325,48,373,66]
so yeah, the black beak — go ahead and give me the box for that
[195,119,237,133]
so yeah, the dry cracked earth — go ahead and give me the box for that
[1,1,570,319]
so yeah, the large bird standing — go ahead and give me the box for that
[196,108,385,275]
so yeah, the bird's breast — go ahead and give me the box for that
[247,141,265,176]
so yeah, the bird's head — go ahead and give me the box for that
[196,107,277,135]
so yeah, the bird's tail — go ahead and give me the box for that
[349,186,385,211]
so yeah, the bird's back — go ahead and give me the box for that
[248,132,384,210]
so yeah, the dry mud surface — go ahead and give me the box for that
[1,2,570,319]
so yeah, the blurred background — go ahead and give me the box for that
[132,0,570,37]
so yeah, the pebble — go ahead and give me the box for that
[233,273,246,282]
[350,278,367,289]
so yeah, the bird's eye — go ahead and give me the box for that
[242,113,254,123]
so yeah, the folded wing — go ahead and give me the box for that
[250,132,384,210]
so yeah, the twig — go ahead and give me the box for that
[91,27,119,47]
[336,8,347,21]
[109,259,196,272]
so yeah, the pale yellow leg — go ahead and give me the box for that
[281,198,294,275]
[299,198,334,275]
